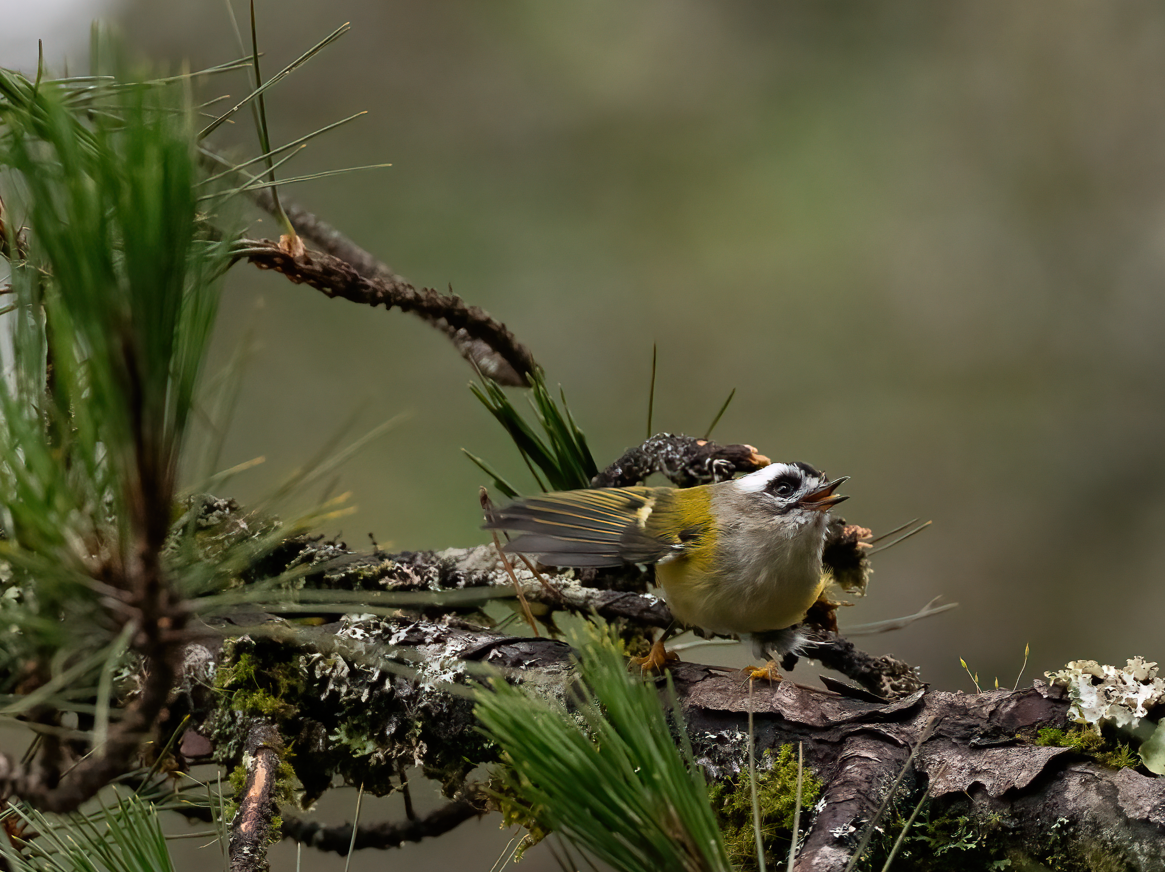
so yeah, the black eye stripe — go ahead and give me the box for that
[766,472,801,496]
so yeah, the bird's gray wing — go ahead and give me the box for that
[485,487,674,567]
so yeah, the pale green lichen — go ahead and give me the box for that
[1045,657,1165,733]
[1045,657,1165,774]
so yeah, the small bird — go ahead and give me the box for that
[485,461,848,670]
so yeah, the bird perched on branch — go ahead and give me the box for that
[485,461,848,673]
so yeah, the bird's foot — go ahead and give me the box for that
[631,640,680,674]
[740,660,783,684]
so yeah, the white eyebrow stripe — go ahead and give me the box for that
[733,462,797,494]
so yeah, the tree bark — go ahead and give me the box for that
[186,580,1165,871]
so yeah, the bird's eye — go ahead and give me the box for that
[769,475,799,498]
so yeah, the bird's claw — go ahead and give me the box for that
[631,640,680,674]
[740,660,783,684]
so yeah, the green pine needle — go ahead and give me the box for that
[199,110,369,185]
[468,370,598,495]
[703,388,736,441]
[475,625,732,872]
[0,793,176,872]
[199,20,351,140]
[462,449,522,500]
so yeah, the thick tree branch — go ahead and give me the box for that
[185,613,1164,870]
[290,539,899,694]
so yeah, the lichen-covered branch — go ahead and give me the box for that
[235,235,536,385]
[185,613,1165,871]
[591,433,772,488]
[167,504,1155,870]
[229,720,284,872]
[285,538,892,693]
[206,153,534,386]
[804,631,925,700]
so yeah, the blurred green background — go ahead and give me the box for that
[114,1,1165,691]
[8,1,1165,867]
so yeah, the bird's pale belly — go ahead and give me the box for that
[655,561,825,635]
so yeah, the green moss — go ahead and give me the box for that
[221,762,248,822]
[215,645,305,721]
[912,808,1005,859]
[708,745,823,869]
[224,750,300,845]
[485,767,551,862]
[1039,816,1074,871]
[228,762,248,794]
[1034,727,1139,769]
[275,756,299,807]
[856,800,1098,871]
[834,803,1010,872]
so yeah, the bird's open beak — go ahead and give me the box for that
[799,476,849,511]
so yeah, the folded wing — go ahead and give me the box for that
[485,487,678,567]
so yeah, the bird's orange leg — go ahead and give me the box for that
[741,661,783,683]
[631,623,681,674]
